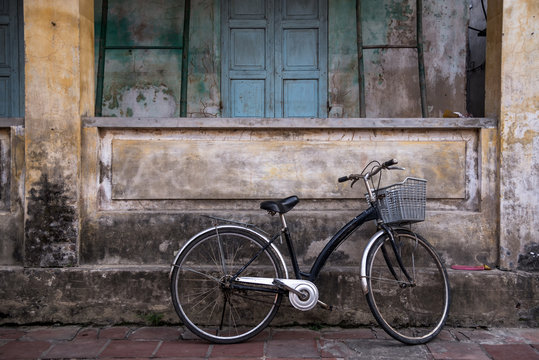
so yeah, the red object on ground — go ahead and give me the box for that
[451,264,491,270]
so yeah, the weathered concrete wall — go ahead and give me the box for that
[94,0,220,118]
[352,0,470,117]
[77,118,498,271]
[69,115,512,327]
[187,0,220,117]
[1,266,536,327]
[328,0,359,117]
[422,0,468,117]
[495,0,539,271]
[95,0,470,118]
[0,126,24,266]
[97,0,185,117]
[23,0,94,267]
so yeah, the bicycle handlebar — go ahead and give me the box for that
[338,159,398,183]
[368,159,398,179]
[383,158,398,167]
[338,158,400,203]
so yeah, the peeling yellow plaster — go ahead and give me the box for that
[500,1,538,113]
[23,0,95,231]
[24,1,81,122]
[79,0,95,116]
[496,0,539,270]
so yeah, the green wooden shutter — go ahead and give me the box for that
[0,0,23,117]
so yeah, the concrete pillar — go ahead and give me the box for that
[23,0,94,267]
[486,0,539,270]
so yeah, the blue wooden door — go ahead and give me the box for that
[0,0,23,117]
[275,0,327,117]
[222,0,327,118]
[222,0,275,117]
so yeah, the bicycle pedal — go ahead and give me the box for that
[317,300,333,311]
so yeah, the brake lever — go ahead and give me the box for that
[345,174,361,188]
[388,166,406,171]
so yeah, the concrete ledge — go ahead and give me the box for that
[0,266,536,327]
[82,117,497,129]
[0,118,24,127]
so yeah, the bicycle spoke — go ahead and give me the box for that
[184,286,218,302]
[368,275,413,286]
[216,228,228,275]
[181,267,223,283]
[188,288,221,315]
[206,242,225,277]
[228,298,242,336]
[207,293,220,321]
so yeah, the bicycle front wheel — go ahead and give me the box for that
[365,229,450,344]
[170,226,285,343]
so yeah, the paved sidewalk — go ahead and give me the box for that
[0,325,538,359]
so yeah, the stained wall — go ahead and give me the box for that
[496,0,538,271]
[0,0,537,327]
[23,0,94,267]
[94,0,470,118]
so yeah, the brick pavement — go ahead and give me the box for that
[0,326,537,359]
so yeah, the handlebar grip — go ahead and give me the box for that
[383,159,398,167]
[338,176,349,183]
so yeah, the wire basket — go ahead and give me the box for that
[375,177,427,225]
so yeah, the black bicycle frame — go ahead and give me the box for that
[286,206,378,282]
[231,202,412,291]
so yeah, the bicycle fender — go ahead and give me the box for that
[169,225,289,280]
[360,229,387,295]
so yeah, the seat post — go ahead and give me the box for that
[279,213,288,231]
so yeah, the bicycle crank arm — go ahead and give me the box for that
[272,279,308,299]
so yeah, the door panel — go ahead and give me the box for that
[283,79,318,117]
[0,78,7,116]
[231,29,266,70]
[231,0,266,19]
[0,25,7,65]
[231,79,265,117]
[283,29,318,69]
[222,0,326,118]
[0,11,7,117]
[282,0,319,19]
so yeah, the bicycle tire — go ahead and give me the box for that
[365,229,451,344]
[170,226,285,343]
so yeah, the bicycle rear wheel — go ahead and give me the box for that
[365,229,450,344]
[170,226,285,343]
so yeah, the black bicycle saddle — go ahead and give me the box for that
[260,196,299,214]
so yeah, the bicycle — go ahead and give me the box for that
[170,159,451,345]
